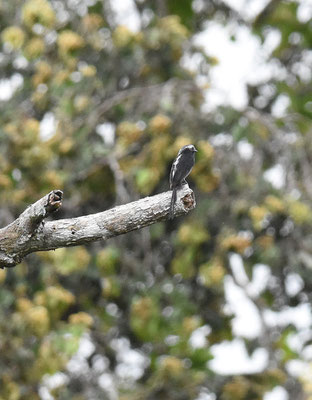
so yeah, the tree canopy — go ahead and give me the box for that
[1,0,312,399]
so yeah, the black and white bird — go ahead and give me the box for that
[169,144,197,219]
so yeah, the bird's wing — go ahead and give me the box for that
[169,153,181,188]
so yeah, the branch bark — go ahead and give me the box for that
[0,186,196,268]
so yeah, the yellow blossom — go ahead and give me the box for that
[288,200,312,225]
[32,61,52,86]
[159,356,184,378]
[177,222,209,246]
[117,121,144,146]
[50,247,90,275]
[102,277,121,298]
[182,316,201,335]
[159,16,189,40]
[131,296,155,321]
[43,170,64,188]
[35,286,75,312]
[96,247,119,275]
[59,137,74,154]
[193,168,220,193]
[249,205,269,230]
[220,234,251,254]
[171,249,196,278]
[265,195,285,213]
[74,95,90,112]
[0,174,11,189]
[69,312,93,327]
[197,140,214,159]
[82,13,103,31]
[1,380,20,400]
[25,306,50,336]
[58,30,85,55]
[223,377,249,400]
[256,235,274,249]
[24,37,45,59]
[0,268,6,283]
[80,64,97,77]
[53,70,70,85]
[22,0,55,28]
[31,90,48,109]
[2,26,25,49]
[112,25,134,48]
[149,114,172,134]
[24,118,40,139]
[16,297,33,312]
[199,259,226,287]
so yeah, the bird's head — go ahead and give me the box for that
[178,144,198,155]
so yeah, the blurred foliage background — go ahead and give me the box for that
[1,0,312,399]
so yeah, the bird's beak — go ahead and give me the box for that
[194,148,198,152]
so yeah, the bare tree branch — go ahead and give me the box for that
[0,186,196,269]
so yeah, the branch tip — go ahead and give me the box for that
[45,190,63,213]
[182,191,196,210]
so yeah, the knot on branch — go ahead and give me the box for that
[0,189,63,268]
[182,191,196,211]
[45,190,63,213]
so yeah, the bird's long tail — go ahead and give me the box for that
[169,187,177,219]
